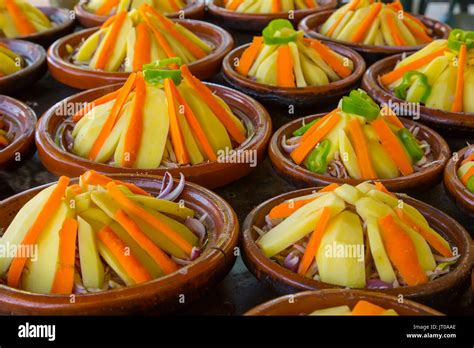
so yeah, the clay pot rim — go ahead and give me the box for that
[0,173,239,303]
[46,20,233,80]
[444,145,474,214]
[242,186,473,298]
[299,10,451,54]
[222,41,366,97]
[269,113,450,189]
[244,289,445,315]
[0,39,46,85]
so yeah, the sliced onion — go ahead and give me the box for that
[281,135,299,154]
[434,254,460,263]
[158,172,173,198]
[185,217,207,243]
[283,252,299,272]
[427,268,450,281]
[292,244,306,254]
[190,247,201,261]
[253,225,266,237]
[161,173,185,201]
[366,279,392,289]
[464,145,474,157]
[171,255,191,266]
[265,215,283,228]
[199,213,208,224]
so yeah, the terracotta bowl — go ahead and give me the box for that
[75,0,206,28]
[47,20,233,89]
[362,54,474,131]
[0,7,76,48]
[208,0,338,32]
[0,39,47,95]
[269,114,450,191]
[245,289,443,315]
[242,187,473,306]
[35,83,272,189]
[299,10,451,64]
[0,174,239,315]
[444,146,474,216]
[222,41,365,107]
[0,95,37,169]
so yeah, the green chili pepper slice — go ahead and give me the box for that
[397,128,424,162]
[466,176,474,193]
[393,71,431,104]
[262,19,297,45]
[304,139,331,174]
[293,119,318,136]
[341,89,380,121]
[448,29,474,51]
[143,58,182,85]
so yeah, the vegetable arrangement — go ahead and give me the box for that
[0,42,25,77]
[319,0,433,46]
[72,4,212,72]
[458,147,474,193]
[0,116,9,149]
[310,300,398,315]
[223,0,319,13]
[382,31,474,113]
[85,0,186,16]
[70,59,247,169]
[255,182,458,289]
[236,19,354,87]
[0,171,207,295]
[0,0,53,38]
[282,90,434,179]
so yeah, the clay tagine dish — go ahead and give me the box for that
[298,0,450,64]
[222,19,365,106]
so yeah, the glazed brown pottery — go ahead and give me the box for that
[242,187,473,307]
[269,114,450,191]
[0,7,76,48]
[0,95,36,169]
[222,41,365,107]
[75,0,206,28]
[362,54,474,131]
[0,174,239,315]
[35,83,272,189]
[47,20,234,89]
[444,146,474,215]
[0,39,47,95]
[208,0,338,32]
[245,289,444,315]
[299,10,451,64]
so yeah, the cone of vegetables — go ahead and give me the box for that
[0,171,207,294]
[223,0,319,13]
[84,0,187,17]
[70,58,247,169]
[319,0,434,47]
[235,19,354,87]
[72,4,213,73]
[380,31,474,114]
[0,42,26,77]
[0,0,53,38]
[458,148,474,194]
[255,182,458,289]
[280,89,437,180]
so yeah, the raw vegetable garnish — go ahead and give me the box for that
[0,0,53,38]
[0,171,207,295]
[0,42,25,77]
[255,182,458,289]
[236,19,354,87]
[0,115,10,149]
[310,300,399,316]
[282,90,435,179]
[67,59,247,169]
[381,30,474,113]
[319,0,433,46]
[72,4,213,73]
[223,0,319,13]
[85,0,186,16]
[457,146,474,193]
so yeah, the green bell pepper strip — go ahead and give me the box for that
[293,119,318,136]
[143,57,183,70]
[144,69,182,86]
[448,29,474,51]
[397,128,424,162]
[393,71,431,104]
[467,176,474,193]
[341,89,380,121]
[304,139,331,174]
[262,19,297,45]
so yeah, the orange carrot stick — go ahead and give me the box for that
[88,73,137,161]
[268,198,315,219]
[81,170,151,196]
[164,78,190,165]
[7,176,70,288]
[114,209,178,274]
[461,166,474,185]
[305,0,318,8]
[236,36,263,77]
[95,10,127,70]
[181,65,246,144]
[132,23,151,72]
[298,207,331,275]
[101,14,116,28]
[402,18,433,43]
[95,0,119,16]
[378,214,428,286]
[372,117,413,176]
[169,0,181,12]
[347,118,377,180]
[140,10,177,60]
[461,153,474,165]
[227,0,243,10]
[385,10,406,46]
[107,182,194,256]
[277,45,295,88]
[387,0,403,11]
[318,183,340,192]
[5,0,37,36]
[272,0,281,13]
[351,2,382,43]
[97,226,152,284]
[307,39,352,78]
[72,89,121,122]
[381,105,405,129]
[301,109,340,142]
[51,218,78,295]
[351,300,387,315]
[326,0,360,37]
[69,184,83,195]
[404,12,430,33]
[452,44,467,113]
[374,182,395,197]
[291,112,341,165]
